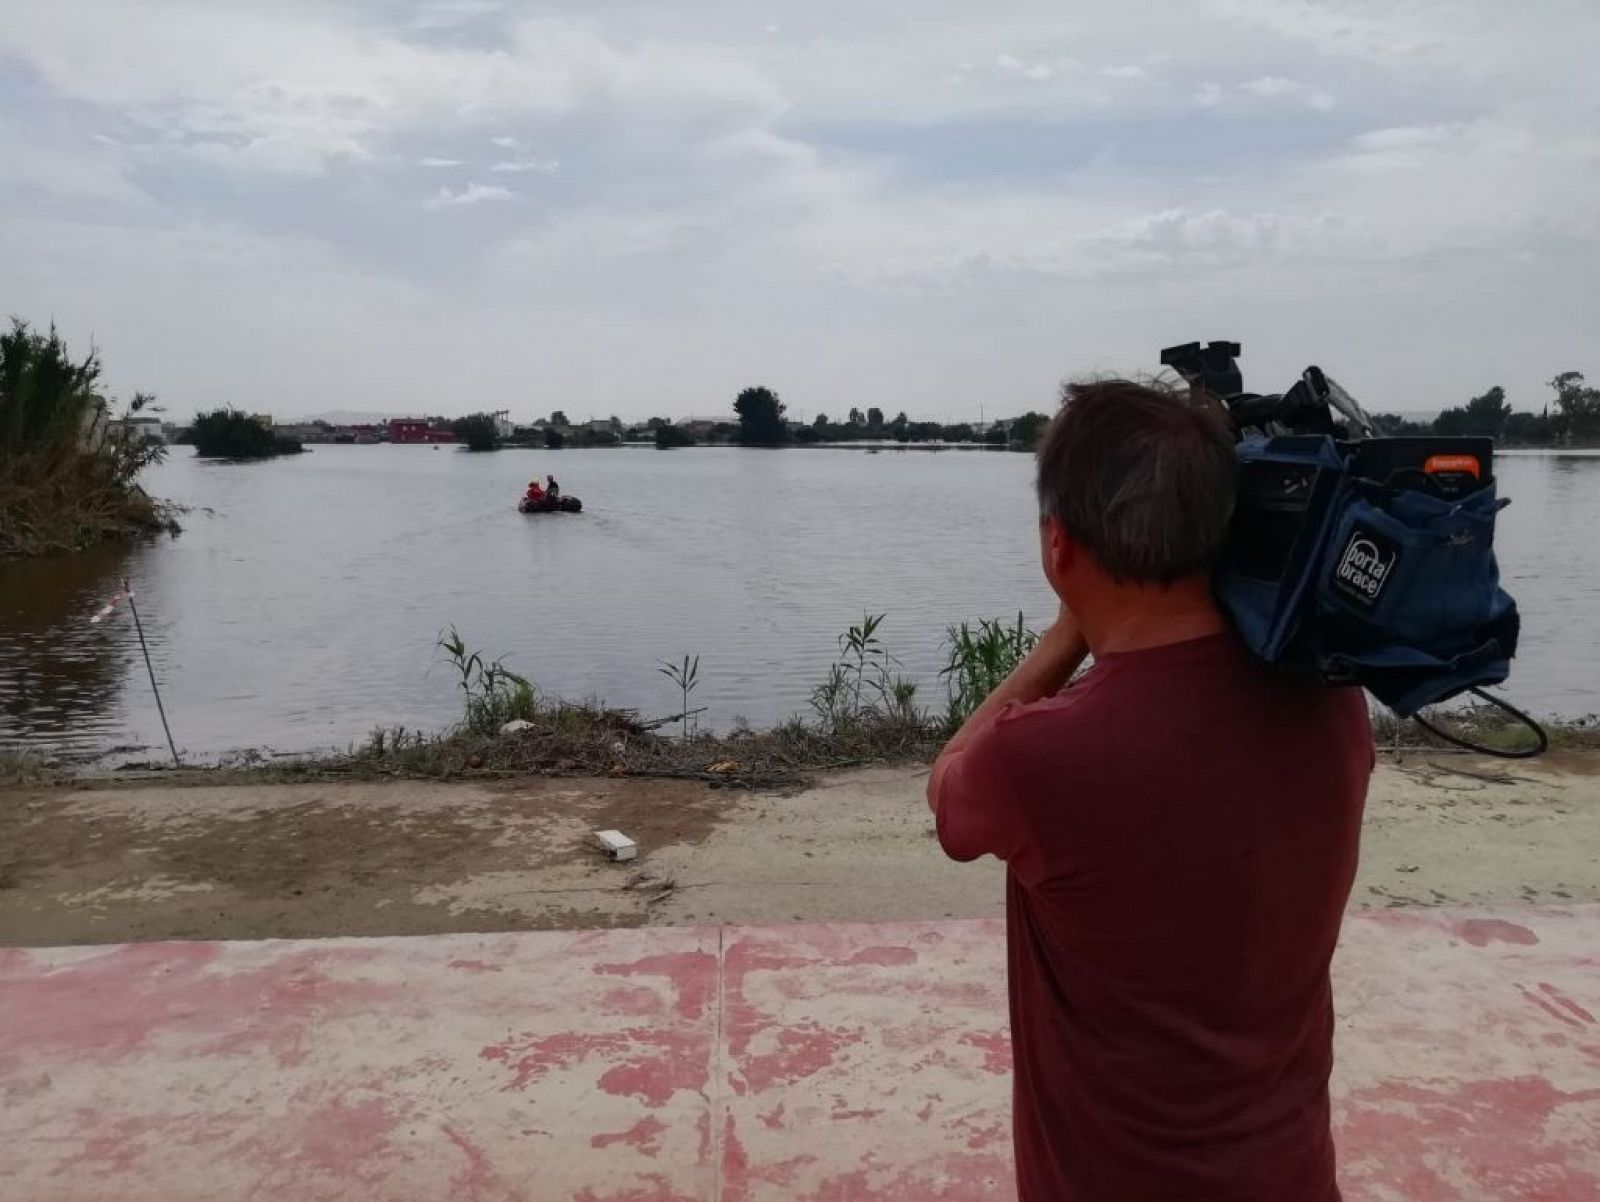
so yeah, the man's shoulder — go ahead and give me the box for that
[984,673,1118,756]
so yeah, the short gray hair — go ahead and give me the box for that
[1036,378,1237,583]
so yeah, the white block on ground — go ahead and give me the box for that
[593,829,639,861]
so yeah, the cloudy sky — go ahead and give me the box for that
[2,1,1596,423]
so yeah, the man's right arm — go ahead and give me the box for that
[927,612,1089,861]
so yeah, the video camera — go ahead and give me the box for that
[1162,340,1359,438]
[1158,340,1541,757]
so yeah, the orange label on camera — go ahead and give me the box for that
[1425,453,1481,477]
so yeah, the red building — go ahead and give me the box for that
[388,418,458,444]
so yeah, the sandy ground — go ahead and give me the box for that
[2,753,1597,946]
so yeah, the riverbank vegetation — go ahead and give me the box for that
[188,409,305,459]
[329,616,1589,786]
[17,609,1596,787]
[334,615,985,787]
[0,319,176,559]
[654,423,695,449]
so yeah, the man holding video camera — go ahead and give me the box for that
[929,379,1373,1201]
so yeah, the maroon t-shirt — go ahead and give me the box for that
[938,633,1371,1202]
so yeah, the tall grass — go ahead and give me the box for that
[657,654,701,739]
[0,318,172,557]
[810,612,924,733]
[940,613,1039,727]
[438,626,538,735]
[0,749,50,786]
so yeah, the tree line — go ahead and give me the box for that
[193,371,1600,459]
[447,391,1054,452]
[1375,373,1600,444]
[730,386,1049,449]
[733,373,1600,451]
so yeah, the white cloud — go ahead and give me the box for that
[1240,75,1298,97]
[0,1,1596,420]
[995,52,1055,81]
[489,158,559,174]
[501,211,701,266]
[0,9,785,175]
[1237,75,1340,109]
[0,117,153,208]
[1349,124,1464,154]
[424,182,513,208]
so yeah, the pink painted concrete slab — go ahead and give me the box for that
[2,907,1597,1201]
[0,929,721,1202]
[1330,908,1600,1202]
[716,909,1600,1202]
[719,921,1014,1200]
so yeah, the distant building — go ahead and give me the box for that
[388,417,458,444]
[343,423,384,444]
[274,422,326,443]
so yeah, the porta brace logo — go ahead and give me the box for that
[1334,528,1397,605]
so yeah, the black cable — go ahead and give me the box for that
[1409,688,1549,759]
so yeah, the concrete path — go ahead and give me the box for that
[3,906,1597,1201]
[8,759,1598,948]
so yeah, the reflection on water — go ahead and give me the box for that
[1,446,1596,761]
[0,542,139,755]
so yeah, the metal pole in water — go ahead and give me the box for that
[123,577,181,767]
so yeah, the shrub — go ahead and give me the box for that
[452,413,502,451]
[0,318,174,557]
[191,409,303,459]
[940,613,1039,727]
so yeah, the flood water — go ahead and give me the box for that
[3,446,1597,762]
